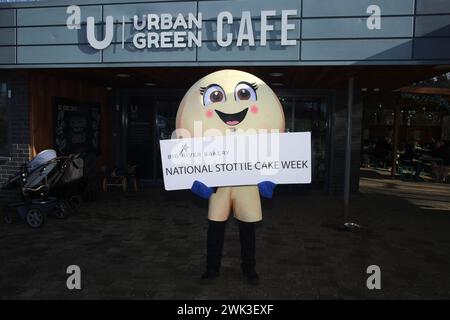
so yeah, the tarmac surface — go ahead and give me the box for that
[1,168,450,299]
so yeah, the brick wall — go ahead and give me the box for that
[0,72,30,202]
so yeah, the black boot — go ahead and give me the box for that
[238,221,259,282]
[201,220,226,280]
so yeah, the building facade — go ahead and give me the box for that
[1,0,450,195]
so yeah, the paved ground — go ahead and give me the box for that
[1,169,450,299]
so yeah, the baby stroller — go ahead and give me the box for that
[2,149,84,228]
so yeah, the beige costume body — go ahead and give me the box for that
[175,70,285,223]
[209,186,262,222]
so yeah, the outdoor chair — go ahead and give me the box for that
[100,165,138,192]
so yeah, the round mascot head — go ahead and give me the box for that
[176,69,285,137]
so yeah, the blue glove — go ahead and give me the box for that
[191,180,214,200]
[258,181,277,199]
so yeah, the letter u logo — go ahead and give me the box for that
[87,16,114,50]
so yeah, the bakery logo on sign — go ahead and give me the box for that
[66,4,381,51]
[167,142,230,162]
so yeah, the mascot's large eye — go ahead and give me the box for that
[202,85,226,106]
[235,82,257,101]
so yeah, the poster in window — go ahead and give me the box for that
[53,97,101,156]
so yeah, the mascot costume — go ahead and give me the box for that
[175,70,285,281]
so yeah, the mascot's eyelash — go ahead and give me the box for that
[200,83,258,95]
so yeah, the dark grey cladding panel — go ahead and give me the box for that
[198,41,300,61]
[0,9,15,27]
[202,19,300,41]
[0,0,449,67]
[103,43,196,62]
[302,17,413,39]
[302,39,412,60]
[18,25,102,45]
[415,15,450,37]
[303,0,414,17]
[199,0,301,20]
[0,28,16,46]
[17,6,102,26]
[0,47,15,64]
[414,39,450,59]
[17,45,101,64]
[103,1,196,21]
[416,0,450,14]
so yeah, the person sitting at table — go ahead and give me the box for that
[398,140,419,177]
[431,140,450,182]
[399,139,424,179]
[403,140,418,162]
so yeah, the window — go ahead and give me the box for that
[0,82,9,155]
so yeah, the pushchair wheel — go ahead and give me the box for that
[69,195,82,211]
[26,208,44,228]
[55,200,72,219]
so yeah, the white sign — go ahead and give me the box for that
[159,132,311,191]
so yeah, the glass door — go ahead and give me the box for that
[119,92,182,183]
[126,96,155,180]
[279,95,329,188]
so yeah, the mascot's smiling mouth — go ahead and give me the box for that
[215,108,249,126]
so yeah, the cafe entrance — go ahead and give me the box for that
[116,91,181,181]
[114,89,331,189]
